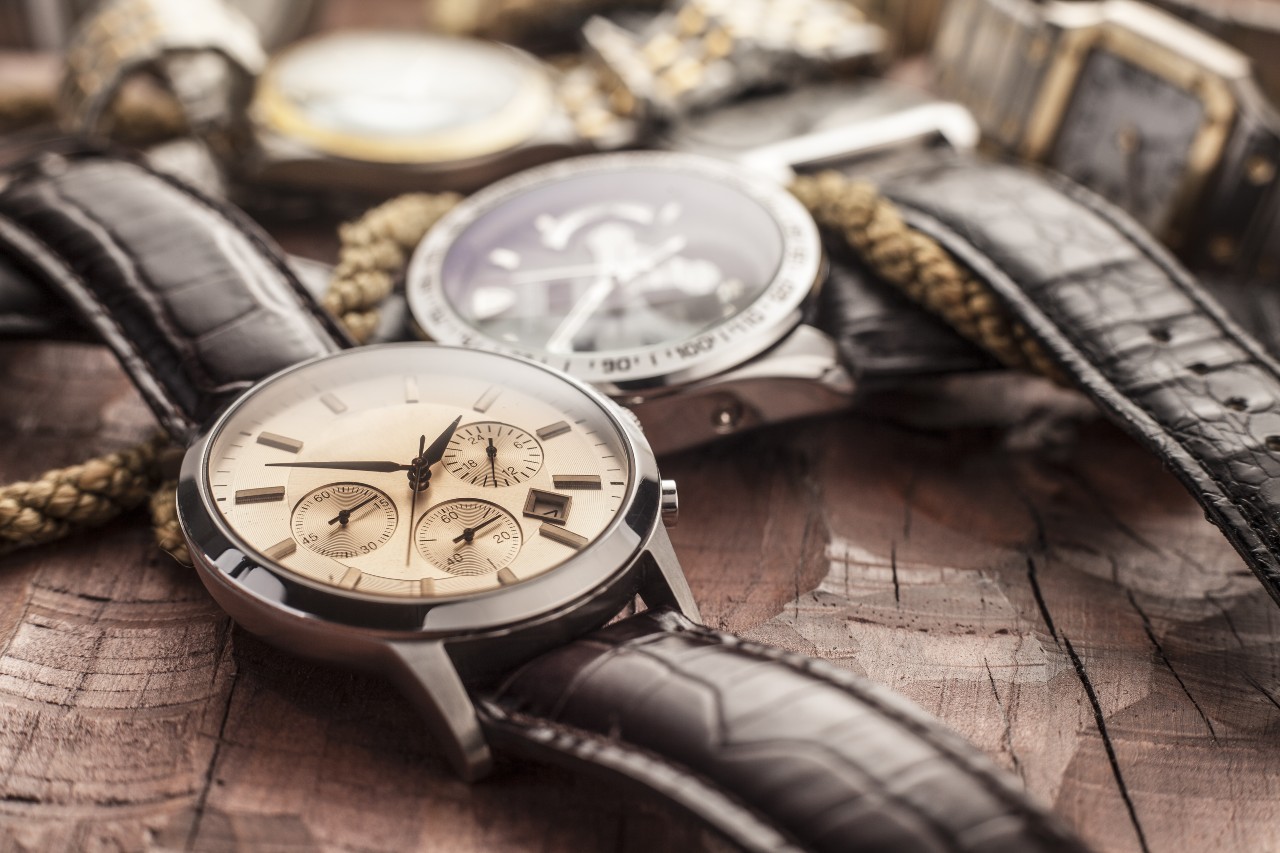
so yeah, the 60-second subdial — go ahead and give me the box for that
[416,498,523,576]
[444,422,544,487]
[292,482,398,559]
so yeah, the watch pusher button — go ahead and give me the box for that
[660,479,679,528]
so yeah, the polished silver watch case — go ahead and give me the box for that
[176,344,696,781]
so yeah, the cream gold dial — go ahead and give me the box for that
[202,346,631,600]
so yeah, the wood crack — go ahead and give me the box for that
[1062,634,1150,853]
[983,658,1023,782]
[183,619,237,852]
[1126,590,1218,743]
[1024,557,1059,644]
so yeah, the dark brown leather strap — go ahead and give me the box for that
[874,154,1280,606]
[0,150,349,442]
[480,608,1088,853]
[816,257,995,385]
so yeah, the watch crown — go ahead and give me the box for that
[660,479,679,528]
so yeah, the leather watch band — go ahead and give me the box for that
[0,150,349,442]
[481,607,1088,853]
[872,153,1280,606]
[817,257,995,384]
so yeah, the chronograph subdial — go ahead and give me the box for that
[291,482,398,560]
[444,422,544,487]
[416,499,523,576]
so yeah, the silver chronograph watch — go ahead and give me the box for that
[405,146,990,454]
[0,150,1088,853]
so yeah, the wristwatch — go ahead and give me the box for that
[799,147,1280,608]
[59,0,887,201]
[932,0,1280,275]
[0,149,1088,853]
[403,84,989,454]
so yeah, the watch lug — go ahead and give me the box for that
[384,640,494,782]
[630,323,854,455]
[640,525,701,623]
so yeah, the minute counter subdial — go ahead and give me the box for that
[415,499,523,576]
[444,422,544,487]
[291,482,398,559]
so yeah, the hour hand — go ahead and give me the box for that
[265,460,410,473]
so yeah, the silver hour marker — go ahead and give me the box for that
[489,248,520,270]
[320,392,347,414]
[539,523,587,550]
[234,486,285,504]
[536,421,571,441]
[473,386,500,413]
[264,538,296,560]
[337,567,361,590]
[553,475,601,490]
[405,376,420,404]
[496,567,519,586]
[257,432,303,453]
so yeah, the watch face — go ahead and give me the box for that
[252,31,553,163]
[199,345,635,602]
[406,152,824,388]
[1049,49,1206,235]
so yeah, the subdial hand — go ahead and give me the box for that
[328,494,378,526]
[487,438,498,486]
[451,515,501,545]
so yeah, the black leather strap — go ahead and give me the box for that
[0,150,349,442]
[817,256,995,385]
[874,154,1280,606]
[480,608,1088,853]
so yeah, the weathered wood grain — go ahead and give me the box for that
[1,341,1276,852]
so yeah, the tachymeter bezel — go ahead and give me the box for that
[178,344,659,642]
[405,151,826,394]
[251,30,556,165]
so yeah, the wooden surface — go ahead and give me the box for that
[1,339,1278,852]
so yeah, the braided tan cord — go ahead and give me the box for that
[0,433,169,554]
[149,479,188,565]
[322,192,463,343]
[789,171,1065,382]
[0,84,187,143]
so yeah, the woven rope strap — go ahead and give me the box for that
[789,171,1064,381]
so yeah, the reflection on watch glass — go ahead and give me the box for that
[439,168,785,354]
[1050,50,1205,234]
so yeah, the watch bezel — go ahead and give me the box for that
[178,344,661,646]
[1025,0,1244,245]
[404,151,826,395]
[250,30,556,165]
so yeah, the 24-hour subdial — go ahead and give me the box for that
[444,422,544,487]
[291,482,398,559]
[415,498,523,576]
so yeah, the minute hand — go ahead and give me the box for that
[265,460,410,472]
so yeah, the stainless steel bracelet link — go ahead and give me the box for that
[60,0,265,138]
[933,0,1280,277]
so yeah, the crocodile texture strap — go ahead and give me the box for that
[480,608,1088,853]
[817,257,995,384]
[0,150,348,442]
[873,153,1280,606]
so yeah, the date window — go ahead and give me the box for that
[523,489,571,525]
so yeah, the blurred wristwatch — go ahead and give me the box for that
[59,0,886,200]
[403,81,990,454]
[933,0,1280,275]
